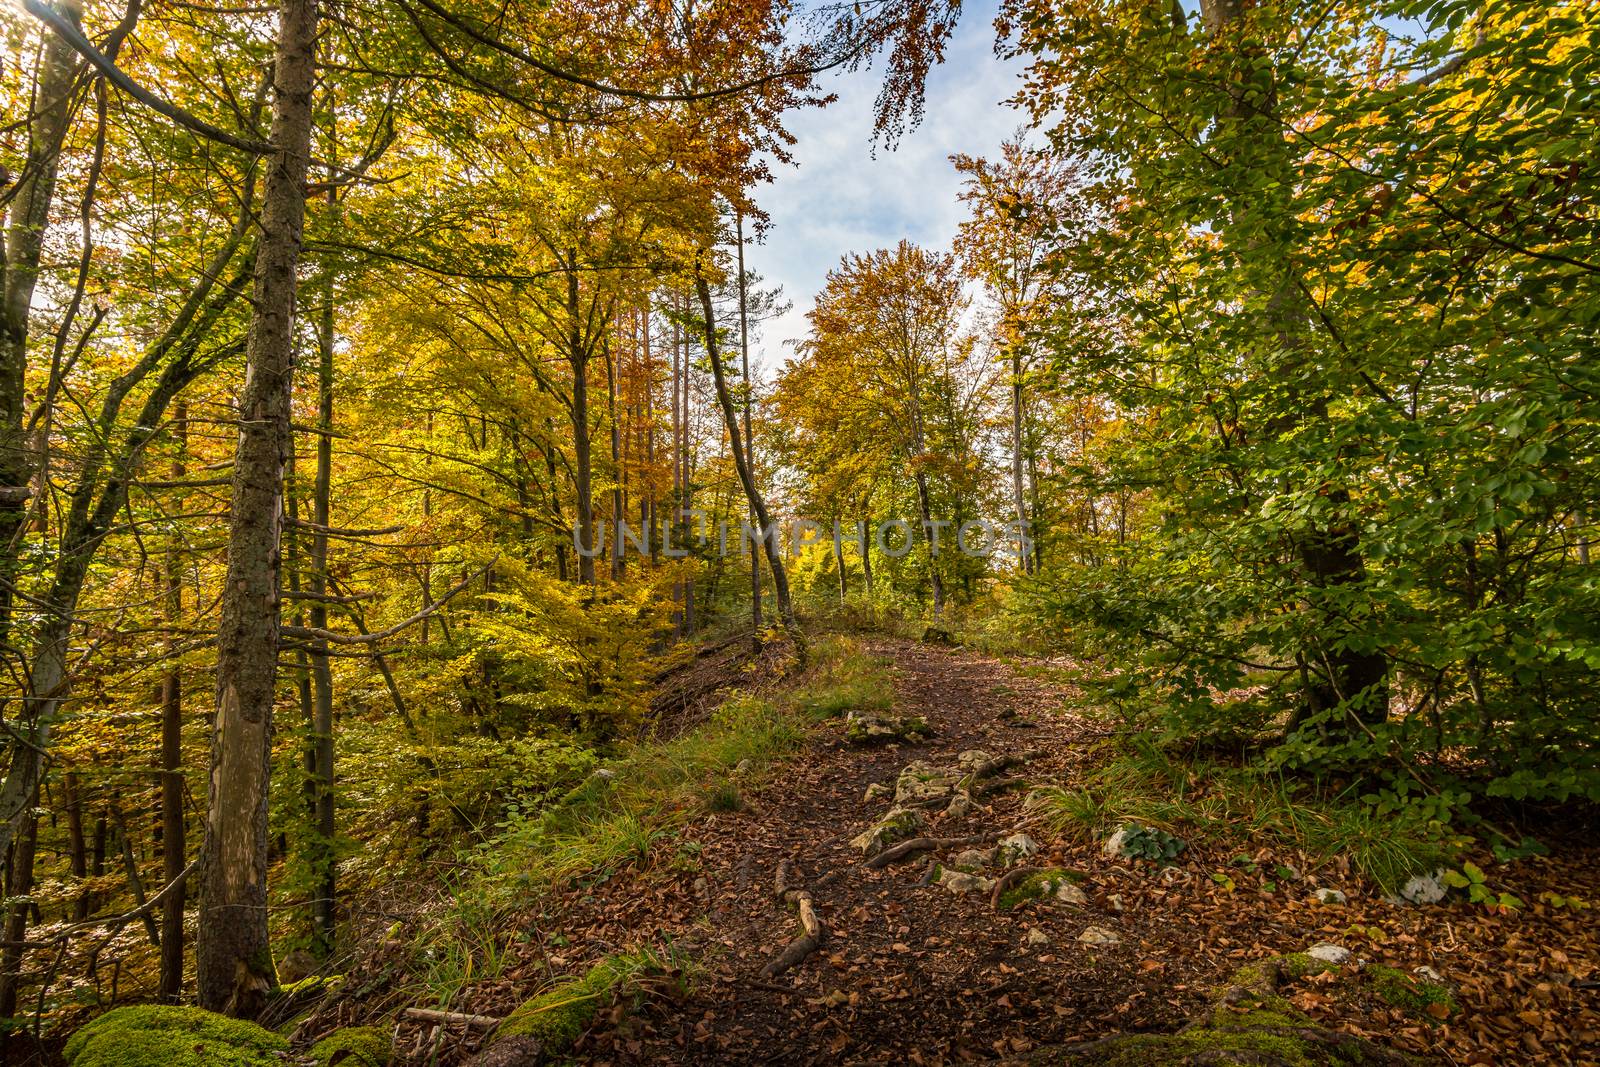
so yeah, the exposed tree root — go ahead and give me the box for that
[763,859,829,977]
[864,833,996,869]
[989,866,1042,911]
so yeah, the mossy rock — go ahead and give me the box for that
[1365,965,1456,1021]
[997,869,1088,911]
[849,806,927,857]
[64,1005,289,1067]
[844,711,933,745]
[309,1025,392,1066]
[1057,993,1420,1065]
[496,955,644,1053]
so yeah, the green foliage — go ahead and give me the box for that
[1029,735,1458,891]
[64,1006,288,1067]
[995,868,1088,911]
[496,947,685,1053]
[1440,861,1523,912]
[1009,0,1600,808]
[308,1026,392,1066]
[1365,966,1457,1021]
[1117,825,1185,864]
[791,635,895,720]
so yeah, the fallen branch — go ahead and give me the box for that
[865,833,995,869]
[763,859,829,977]
[401,1007,502,1029]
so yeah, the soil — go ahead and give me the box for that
[354,638,1600,1066]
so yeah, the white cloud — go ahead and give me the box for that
[742,1,1027,374]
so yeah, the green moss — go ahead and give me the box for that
[309,1025,392,1066]
[1064,998,1411,1065]
[64,1005,288,1067]
[278,974,344,997]
[1366,965,1456,1021]
[996,868,1087,911]
[496,953,649,1052]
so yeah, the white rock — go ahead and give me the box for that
[1307,943,1351,965]
[1050,879,1088,906]
[997,832,1040,866]
[1078,925,1121,946]
[1106,893,1125,912]
[1414,966,1444,982]
[1025,927,1051,947]
[937,868,995,895]
[944,794,973,819]
[957,749,995,770]
[863,782,892,803]
[1390,871,1447,905]
[1313,887,1347,905]
[952,848,992,871]
[1103,827,1133,859]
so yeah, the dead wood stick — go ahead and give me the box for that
[865,833,995,869]
[401,1007,502,1029]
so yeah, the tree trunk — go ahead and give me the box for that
[735,214,762,640]
[159,402,188,1001]
[693,268,794,628]
[0,796,38,1018]
[606,338,625,579]
[0,7,78,637]
[568,264,596,587]
[306,242,336,957]
[1198,0,1387,728]
[197,0,318,1017]
[1009,345,1031,575]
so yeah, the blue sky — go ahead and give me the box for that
[742,0,1027,373]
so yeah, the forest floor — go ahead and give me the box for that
[358,637,1599,1066]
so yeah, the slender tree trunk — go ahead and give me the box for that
[65,771,89,921]
[1009,345,1031,575]
[0,794,38,1018]
[857,517,874,597]
[0,7,78,637]
[606,338,625,579]
[670,300,683,630]
[198,0,318,1016]
[911,460,945,619]
[568,264,596,587]
[306,242,336,957]
[735,214,762,640]
[693,268,794,628]
[159,402,188,1001]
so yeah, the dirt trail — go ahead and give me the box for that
[397,637,1600,1066]
[516,637,1205,1064]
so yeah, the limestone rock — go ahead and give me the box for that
[1307,943,1351,966]
[951,848,993,871]
[996,832,1040,866]
[944,793,973,818]
[862,781,892,803]
[894,760,962,808]
[1313,887,1347,905]
[850,807,926,858]
[1025,927,1051,947]
[937,867,995,895]
[1387,871,1447,906]
[1078,925,1121,946]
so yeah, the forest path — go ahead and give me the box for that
[533,636,1210,1064]
[427,635,1598,1066]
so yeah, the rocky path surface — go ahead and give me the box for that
[410,637,1599,1066]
